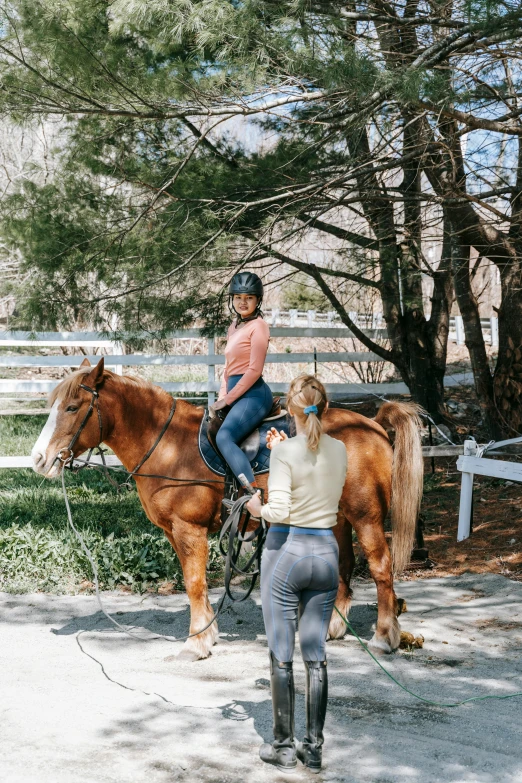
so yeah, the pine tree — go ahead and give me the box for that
[0,0,521,432]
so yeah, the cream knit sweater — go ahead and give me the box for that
[260,433,347,528]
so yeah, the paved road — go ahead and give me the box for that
[2,573,522,783]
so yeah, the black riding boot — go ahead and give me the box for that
[259,651,297,772]
[296,660,328,773]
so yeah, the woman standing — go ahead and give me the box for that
[212,271,272,491]
[247,375,347,773]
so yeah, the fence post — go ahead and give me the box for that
[455,315,465,346]
[490,315,499,347]
[272,308,280,326]
[307,309,315,328]
[207,337,216,406]
[327,311,335,327]
[289,309,297,327]
[110,314,123,375]
[457,439,477,542]
[111,339,123,375]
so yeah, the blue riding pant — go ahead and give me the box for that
[261,525,339,662]
[215,374,273,484]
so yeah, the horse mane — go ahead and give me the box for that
[49,367,173,406]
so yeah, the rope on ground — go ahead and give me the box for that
[335,607,522,707]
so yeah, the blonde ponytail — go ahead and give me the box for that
[287,374,328,451]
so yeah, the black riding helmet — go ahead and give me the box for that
[229,271,264,322]
[229,271,264,298]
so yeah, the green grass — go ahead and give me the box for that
[0,414,45,456]
[0,414,223,594]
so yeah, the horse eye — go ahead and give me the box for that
[66,405,79,413]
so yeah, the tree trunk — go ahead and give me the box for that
[340,125,454,421]
[398,308,448,419]
[493,256,522,436]
[451,237,503,439]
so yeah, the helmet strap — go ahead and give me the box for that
[230,296,263,325]
[239,311,260,323]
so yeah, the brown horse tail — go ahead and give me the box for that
[374,401,424,574]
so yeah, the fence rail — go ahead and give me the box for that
[0,444,465,470]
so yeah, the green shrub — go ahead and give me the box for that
[0,417,224,594]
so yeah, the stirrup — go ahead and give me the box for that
[221,467,239,523]
[237,473,257,496]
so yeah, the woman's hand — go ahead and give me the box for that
[246,490,263,518]
[210,398,229,418]
[266,427,288,450]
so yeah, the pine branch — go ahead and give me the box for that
[257,243,381,289]
[419,100,522,136]
[299,214,379,250]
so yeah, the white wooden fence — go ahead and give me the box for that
[456,439,522,541]
[264,310,498,346]
[0,325,474,401]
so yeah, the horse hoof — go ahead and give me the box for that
[176,647,208,661]
[368,634,393,654]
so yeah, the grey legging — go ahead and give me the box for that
[260,525,339,662]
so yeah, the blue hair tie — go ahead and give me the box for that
[304,405,318,415]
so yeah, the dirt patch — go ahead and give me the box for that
[410,468,522,581]
[474,619,522,632]
[454,588,487,602]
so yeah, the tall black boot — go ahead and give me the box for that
[296,660,328,773]
[259,651,297,772]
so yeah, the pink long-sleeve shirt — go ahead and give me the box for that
[218,318,270,405]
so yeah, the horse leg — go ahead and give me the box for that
[165,522,218,661]
[351,516,401,653]
[327,511,355,640]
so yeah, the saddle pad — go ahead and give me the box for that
[198,411,293,476]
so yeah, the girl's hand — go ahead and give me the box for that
[210,398,229,418]
[246,490,263,518]
[266,427,288,450]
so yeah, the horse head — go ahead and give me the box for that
[31,357,107,477]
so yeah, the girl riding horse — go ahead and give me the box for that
[212,271,272,492]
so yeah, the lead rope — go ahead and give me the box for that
[334,607,522,707]
[60,467,262,644]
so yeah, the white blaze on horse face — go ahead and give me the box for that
[31,401,60,474]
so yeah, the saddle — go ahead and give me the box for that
[198,397,292,477]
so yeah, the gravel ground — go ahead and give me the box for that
[2,573,522,783]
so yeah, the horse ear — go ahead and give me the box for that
[79,357,91,368]
[85,357,105,388]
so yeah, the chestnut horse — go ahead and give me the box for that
[31,358,423,660]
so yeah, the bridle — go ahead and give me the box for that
[56,383,103,466]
